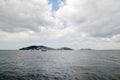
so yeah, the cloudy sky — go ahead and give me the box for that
[0,0,120,50]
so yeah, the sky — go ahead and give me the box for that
[0,0,120,50]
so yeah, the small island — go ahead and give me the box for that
[19,45,73,50]
[80,48,93,50]
[57,47,73,50]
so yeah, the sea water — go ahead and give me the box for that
[0,50,120,80]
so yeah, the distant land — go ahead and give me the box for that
[57,47,73,50]
[19,45,73,50]
[80,48,93,50]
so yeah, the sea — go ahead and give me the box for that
[0,50,120,80]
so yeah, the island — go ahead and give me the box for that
[19,45,73,50]
[57,47,73,50]
[80,48,93,50]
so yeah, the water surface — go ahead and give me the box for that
[0,50,120,80]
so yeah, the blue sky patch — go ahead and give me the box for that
[49,0,65,11]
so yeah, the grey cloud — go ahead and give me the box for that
[0,0,53,32]
[56,0,120,38]
[0,0,120,42]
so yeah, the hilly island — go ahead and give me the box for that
[19,45,73,50]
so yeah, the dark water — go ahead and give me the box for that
[0,50,120,80]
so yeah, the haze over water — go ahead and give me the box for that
[0,50,120,80]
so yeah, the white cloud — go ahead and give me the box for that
[55,0,120,38]
[0,0,54,32]
[0,30,37,40]
[0,0,120,49]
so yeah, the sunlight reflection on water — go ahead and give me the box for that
[0,50,120,80]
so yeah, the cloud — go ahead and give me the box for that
[0,0,54,32]
[0,0,120,49]
[55,0,120,38]
[0,30,37,40]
